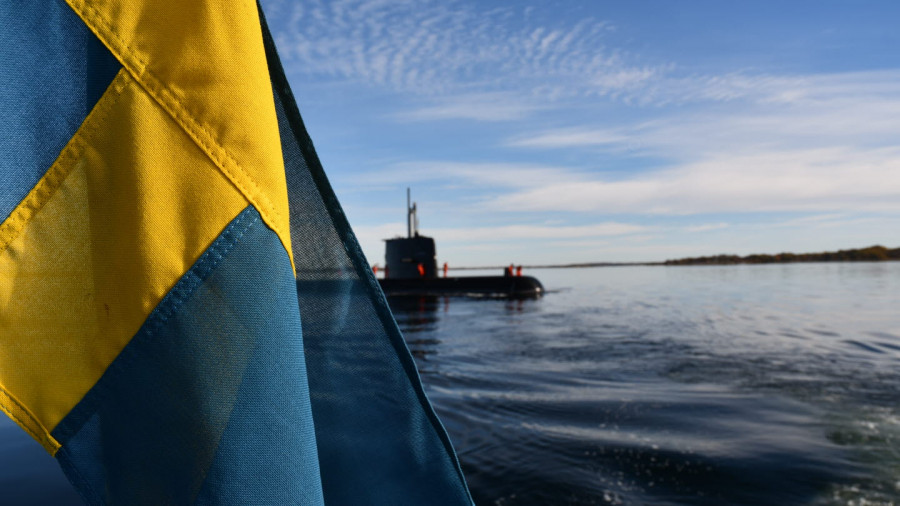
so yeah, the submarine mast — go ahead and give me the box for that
[407,187,418,238]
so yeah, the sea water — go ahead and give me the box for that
[2,262,898,505]
[393,262,900,505]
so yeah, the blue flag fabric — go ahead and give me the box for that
[262,10,473,503]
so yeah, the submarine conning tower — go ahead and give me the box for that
[384,189,438,279]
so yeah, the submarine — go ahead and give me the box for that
[376,190,544,298]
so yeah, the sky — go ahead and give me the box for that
[260,0,900,266]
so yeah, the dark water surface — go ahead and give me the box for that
[2,263,898,504]
[392,263,900,505]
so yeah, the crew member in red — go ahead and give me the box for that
[417,263,426,277]
[515,265,522,277]
[443,262,449,278]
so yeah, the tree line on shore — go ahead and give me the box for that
[665,245,900,266]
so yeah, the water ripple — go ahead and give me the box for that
[392,263,900,505]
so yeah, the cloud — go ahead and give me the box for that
[353,221,645,244]
[356,143,900,216]
[486,70,900,216]
[349,161,586,189]
[686,223,729,233]
[267,0,660,102]
[395,93,542,122]
[430,222,648,242]
[510,70,900,149]
[266,0,900,133]
[344,136,900,218]
[768,213,897,231]
[487,146,900,214]
[267,0,900,136]
[505,128,635,149]
[591,68,660,94]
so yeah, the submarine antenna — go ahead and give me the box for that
[407,187,419,237]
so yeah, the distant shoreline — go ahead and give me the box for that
[449,262,663,270]
[663,245,899,266]
[448,245,899,270]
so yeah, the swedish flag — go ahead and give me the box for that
[0,1,472,504]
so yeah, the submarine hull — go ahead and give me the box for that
[378,275,543,298]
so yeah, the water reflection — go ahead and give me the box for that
[388,295,448,330]
[504,298,526,313]
[388,295,448,366]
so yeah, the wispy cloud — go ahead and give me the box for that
[505,128,637,149]
[431,222,648,242]
[267,0,900,124]
[510,70,900,149]
[268,0,655,101]
[686,223,729,233]
[350,161,586,189]
[768,213,897,231]
[395,93,542,122]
